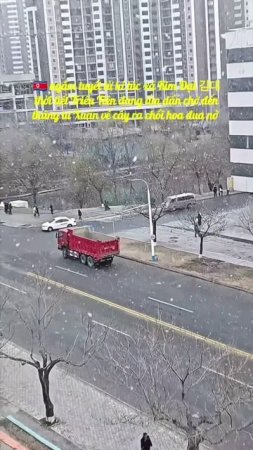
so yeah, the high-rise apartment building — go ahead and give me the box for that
[1,0,229,123]
[225,27,253,192]
[0,0,31,75]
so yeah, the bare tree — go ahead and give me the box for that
[68,155,110,207]
[0,127,63,204]
[0,273,106,424]
[185,142,206,195]
[136,133,181,241]
[87,166,109,206]
[106,323,253,450]
[68,157,90,208]
[185,125,230,194]
[182,206,227,256]
[239,201,253,237]
[89,124,122,202]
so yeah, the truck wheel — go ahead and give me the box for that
[80,254,87,265]
[62,248,68,259]
[87,256,95,268]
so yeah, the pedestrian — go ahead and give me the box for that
[104,200,110,211]
[218,184,223,196]
[35,206,40,217]
[50,204,54,215]
[213,184,217,198]
[78,209,82,220]
[197,212,202,227]
[194,218,199,238]
[227,188,230,196]
[33,206,36,217]
[8,203,12,215]
[4,202,8,214]
[141,433,152,450]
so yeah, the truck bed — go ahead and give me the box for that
[73,228,115,242]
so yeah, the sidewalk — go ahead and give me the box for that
[0,205,127,228]
[0,191,240,229]
[116,206,253,269]
[0,342,187,450]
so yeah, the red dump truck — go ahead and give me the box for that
[57,227,120,268]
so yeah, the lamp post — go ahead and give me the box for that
[128,178,155,261]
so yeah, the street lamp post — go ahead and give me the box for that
[128,178,155,261]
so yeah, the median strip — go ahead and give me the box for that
[27,272,253,361]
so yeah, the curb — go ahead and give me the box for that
[118,254,253,296]
[218,234,253,245]
[7,415,61,450]
[162,224,253,245]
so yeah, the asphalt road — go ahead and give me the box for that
[1,226,253,354]
[0,214,253,448]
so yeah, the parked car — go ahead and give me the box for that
[165,193,196,212]
[41,216,76,232]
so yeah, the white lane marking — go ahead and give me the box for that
[92,320,131,337]
[55,266,88,278]
[0,281,26,295]
[148,296,194,314]
[203,366,253,389]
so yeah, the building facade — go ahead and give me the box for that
[225,27,253,192]
[0,0,228,124]
[0,0,31,75]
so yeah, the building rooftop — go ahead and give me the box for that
[224,27,253,48]
[0,73,34,85]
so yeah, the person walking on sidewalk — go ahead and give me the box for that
[35,206,40,217]
[78,209,82,220]
[218,184,223,196]
[8,203,12,215]
[141,433,152,450]
[33,206,36,217]
[213,184,217,198]
[50,204,54,215]
[4,202,8,214]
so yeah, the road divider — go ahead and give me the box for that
[26,272,253,361]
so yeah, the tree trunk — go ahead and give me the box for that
[152,220,157,242]
[32,188,37,206]
[187,440,200,450]
[38,368,55,424]
[199,235,204,256]
[99,189,103,205]
[196,173,201,194]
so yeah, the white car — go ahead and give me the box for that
[41,217,76,232]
